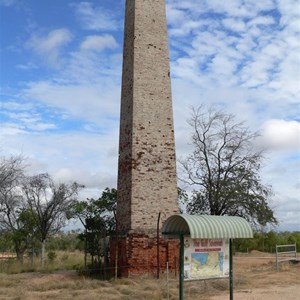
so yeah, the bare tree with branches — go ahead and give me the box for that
[0,155,32,261]
[180,106,277,227]
[0,155,25,193]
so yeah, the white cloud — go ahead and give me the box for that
[71,2,118,31]
[222,18,246,32]
[16,62,39,70]
[194,0,266,18]
[1,99,58,133]
[0,101,34,111]
[1,130,119,192]
[166,5,187,26]
[0,123,26,136]
[261,119,300,151]
[23,80,120,126]
[248,15,276,27]
[80,35,118,52]
[26,28,72,67]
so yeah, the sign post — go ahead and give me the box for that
[179,235,184,300]
[229,238,233,300]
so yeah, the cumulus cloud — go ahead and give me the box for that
[80,35,118,52]
[261,119,300,151]
[26,28,72,67]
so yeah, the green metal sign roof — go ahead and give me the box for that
[162,214,253,239]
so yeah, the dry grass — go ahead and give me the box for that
[0,251,299,300]
[0,251,84,274]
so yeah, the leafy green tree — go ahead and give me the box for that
[265,231,278,252]
[233,231,300,253]
[72,187,117,235]
[71,188,117,268]
[180,106,277,227]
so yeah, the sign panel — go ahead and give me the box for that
[183,237,229,280]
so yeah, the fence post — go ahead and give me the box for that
[167,261,170,300]
[276,245,278,271]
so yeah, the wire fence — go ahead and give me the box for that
[81,254,179,280]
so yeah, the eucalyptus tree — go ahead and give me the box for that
[180,106,277,227]
[22,173,84,265]
[0,155,31,261]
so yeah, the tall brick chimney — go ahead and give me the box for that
[111,0,179,277]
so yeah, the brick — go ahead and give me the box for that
[113,0,179,277]
[110,234,179,277]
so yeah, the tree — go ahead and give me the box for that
[22,173,84,266]
[0,155,32,261]
[180,106,277,227]
[0,196,37,262]
[0,155,25,192]
[91,187,117,234]
[71,187,117,269]
[72,187,117,235]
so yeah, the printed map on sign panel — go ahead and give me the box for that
[183,238,229,280]
[191,251,224,278]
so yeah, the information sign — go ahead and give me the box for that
[183,237,230,280]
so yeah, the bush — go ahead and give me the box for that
[47,251,57,262]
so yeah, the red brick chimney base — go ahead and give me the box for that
[110,234,179,278]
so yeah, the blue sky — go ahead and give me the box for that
[0,0,299,231]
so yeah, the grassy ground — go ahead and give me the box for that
[0,251,299,299]
[0,271,228,300]
[0,251,83,274]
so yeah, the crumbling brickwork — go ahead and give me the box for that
[114,0,179,277]
[110,235,179,277]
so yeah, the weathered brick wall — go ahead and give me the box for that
[110,234,179,277]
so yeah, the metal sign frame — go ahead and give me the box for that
[162,214,253,300]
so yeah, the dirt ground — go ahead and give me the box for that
[0,251,299,299]
[209,251,300,300]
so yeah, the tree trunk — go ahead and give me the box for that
[41,239,46,267]
[14,241,24,264]
[84,229,87,267]
[16,249,24,264]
